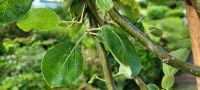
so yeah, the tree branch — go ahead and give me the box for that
[134,76,148,90]
[86,0,200,77]
[89,16,117,90]
[108,8,200,77]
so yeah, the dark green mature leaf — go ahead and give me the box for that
[96,0,113,12]
[147,83,160,90]
[161,74,174,89]
[163,48,189,75]
[0,0,33,23]
[100,25,141,78]
[17,8,61,32]
[42,41,83,87]
[70,0,84,17]
[134,22,145,32]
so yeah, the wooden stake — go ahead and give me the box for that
[186,1,200,89]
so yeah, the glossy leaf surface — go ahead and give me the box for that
[100,25,141,78]
[0,0,33,23]
[17,8,61,32]
[42,41,83,87]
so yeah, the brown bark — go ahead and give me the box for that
[186,1,200,89]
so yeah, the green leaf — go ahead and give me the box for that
[70,0,84,17]
[64,0,74,11]
[70,23,83,38]
[161,74,174,89]
[170,48,189,61]
[163,48,189,75]
[17,8,61,32]
[0,0,33,23]
[118,0,140,22]
[163,64,178,75]
[147,83,160,90]
[42,41,83,87]
[148,26,163,37]
[96,0,113,12]
[100,25,141,78]
[133,22,145,32]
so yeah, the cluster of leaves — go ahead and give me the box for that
[0,0,192,89]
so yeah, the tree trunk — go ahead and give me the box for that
[186,1,200,89]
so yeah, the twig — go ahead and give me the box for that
[134,76,148,90]
[88,15,117,89]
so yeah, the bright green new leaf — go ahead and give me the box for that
[147,83,160,90]
[118,0,140,22]
[163,48,189,75]
[96,0,113,12]
[42,41,83,87]
[0,0,33,23]
[161,74,174,89]
[17,8,61,32]
[100,25,141,78]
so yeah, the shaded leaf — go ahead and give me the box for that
[17,8,61,32]
[42,41,83,87]
[70,0,84,17]
[0,0,33,23]
[134,22,145,32]
[100,25,141,78]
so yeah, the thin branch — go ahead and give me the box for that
[86,0,105,25]
[108,8,200,77]
[89,16,117,90]
[134,76,148,90]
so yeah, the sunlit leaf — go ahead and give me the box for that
[163,48,189,75]
[17,8,61,32]
[42,41,83,87]
[118,0,140,22]
[161,74,174,89]
[0,0,33,23]
[96,0,113,12]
